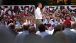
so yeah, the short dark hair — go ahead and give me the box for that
[0,17,3,21]
[38,24,45,32]
[37,2,42,7]
[28,26,36,33]
[7,20,13,25]
[53,24,63,35]
[23,24,30,30]
[8,23,15,29]
[65,16,71,20]
[54,24,62,30]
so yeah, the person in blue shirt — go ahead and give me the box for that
[15,23,29,43]
[36,24,49,38]
[63,20,76,43]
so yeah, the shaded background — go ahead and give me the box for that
[1,0,76,7]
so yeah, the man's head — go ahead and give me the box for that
[8,23,15,29]
[42,15,46,20]
[0,17,3,22]
[53,24,63,34]
[38,24,45,32]
[37,3,42,8]
[71,22,76,29]
[56,16,61,21]
[14,18,17,21]
[46,16,50,21]
[7,16,11,19]
[65,16,71,20]
[54,24,62,30]
[63,20,71,28]
[71,17,75,21]
[28,26,36,34]
[22,23,30,30]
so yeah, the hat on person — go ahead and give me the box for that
[63,20,71,25]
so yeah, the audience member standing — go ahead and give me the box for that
[8,23,18,36]
[63,20,76,43]
[15,23,29,43]
[0,17,16,43]
[36,24,49,38]
[28,26,36,34]
[53,24,63,35]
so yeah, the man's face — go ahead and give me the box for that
[14,18,17,21]
[8,16,11,19]
[39,4,42,8]
[57,17,60,20]
[66,16,70,20]
[46,16,50,21]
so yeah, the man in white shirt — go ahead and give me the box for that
[35,3,42,30]
[42,16,54,26]
[56,16,63,24]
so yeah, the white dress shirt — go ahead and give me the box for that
[18,31,23,34]
[42,19,47,24]
[54,19,63,24]
[57,19,63,24]
[36,31,49,38]
[25,19,30,24]
[36,29,54,35]
[42,19,55,26]
[45,29,54,35]
[35,7,42,19]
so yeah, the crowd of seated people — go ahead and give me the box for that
[0,5,76,30]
